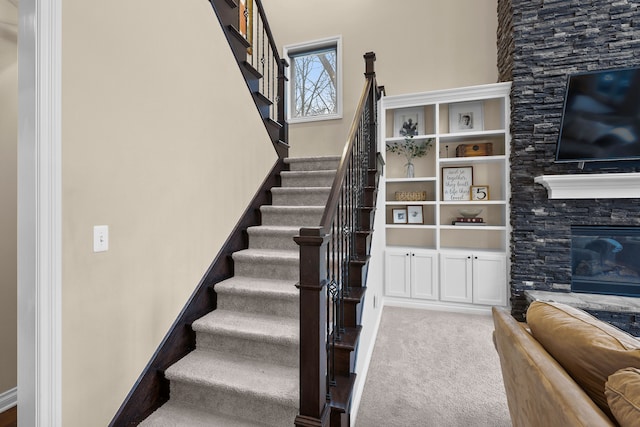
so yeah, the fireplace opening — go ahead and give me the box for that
[571,226,640,297]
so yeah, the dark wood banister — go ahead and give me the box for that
[295,52,379,427]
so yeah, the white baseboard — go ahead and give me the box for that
[0,387,17,413]
[383,297,494,316]
[349,301,385,426]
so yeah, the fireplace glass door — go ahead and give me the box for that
[571,226,640,297]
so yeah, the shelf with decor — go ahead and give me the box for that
[380,82,511,310]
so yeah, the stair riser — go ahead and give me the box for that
[216,291,299,318]
[234,258,299,281]
[169,381,298,427]
[272,190,330,207]
[248,232,298,251]
[359,208,376,230]
[260,209,323,227]
[281,172,335,188]
[196,333,299,368]
[333,347,356,378]
[285,158,340,171]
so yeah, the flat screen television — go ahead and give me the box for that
[555,67,640,163]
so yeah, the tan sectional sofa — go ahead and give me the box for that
[492,302,640,427]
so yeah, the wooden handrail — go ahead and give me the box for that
[253,0,283,67]
[295,52,380,427]
[318,76,375,231]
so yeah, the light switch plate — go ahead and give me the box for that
[93,225,109,252]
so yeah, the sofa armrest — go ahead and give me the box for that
[492,307,614,427]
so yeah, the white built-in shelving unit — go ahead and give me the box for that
[380,82,512,311]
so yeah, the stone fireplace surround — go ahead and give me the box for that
[498,0,640,335]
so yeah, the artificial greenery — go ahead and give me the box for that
[386,118,434,162]
[386,137,434,161]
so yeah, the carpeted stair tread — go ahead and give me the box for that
[166,349,298,405]
[232,248,299,263]
[246,224,301,235]
[140,401,271,427]
[213,276,299,318]
[271,186,331,207]
[280,170,336,179]
[271,186,330,195]
[260,205,325,214]
[246,225,300,250]
[232,249,299,281]
[284,156,341,171]
[280,170,336,188]
[259,205,325,227]
[192,309,298,346]
[214,276,298,299]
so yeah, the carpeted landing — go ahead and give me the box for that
[355,306,511,427]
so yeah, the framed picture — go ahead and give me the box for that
[392,208,407,224]
[394,108,425,137]
[407,205,424,224]
[449,102,484,132]
[470,185,490,201]
[442,166,473,201]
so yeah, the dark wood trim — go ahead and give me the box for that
[109,159,286,426]
[0,406,17,427]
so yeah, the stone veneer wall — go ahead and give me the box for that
[498,0,640,321]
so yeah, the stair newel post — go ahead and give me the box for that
[295,227,331,427]
[363,52,378,170]
[278,58,289,145]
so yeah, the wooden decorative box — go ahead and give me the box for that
[455,142,493,157]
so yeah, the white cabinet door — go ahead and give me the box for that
[385,249,410,298]
[439,252,473,303]
[472,253,507,306]
[411,251,438,300]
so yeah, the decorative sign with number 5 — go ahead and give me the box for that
[471,185,490,201]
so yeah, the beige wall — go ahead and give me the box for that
[265,0,499,157]
[61,0,277,425]
[0,0,17,396]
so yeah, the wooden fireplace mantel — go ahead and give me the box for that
[534,172,640,199]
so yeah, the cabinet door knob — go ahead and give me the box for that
[467,256,471,259]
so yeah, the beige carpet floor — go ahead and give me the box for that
[355,306,511,427]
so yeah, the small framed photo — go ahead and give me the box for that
[407,205,424,224]
[394,108,425,137]
[392,208,407,224]
[470,185,490,201]
[449,101,484,132]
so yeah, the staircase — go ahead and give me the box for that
[139,156,341,426]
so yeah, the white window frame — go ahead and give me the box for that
[284,35,343,124]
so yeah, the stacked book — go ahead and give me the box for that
[452,217,486,226]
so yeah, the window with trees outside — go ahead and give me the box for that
[285,36,342,123]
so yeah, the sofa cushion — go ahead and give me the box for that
[605,367,640,427]
[527,301,640,418]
